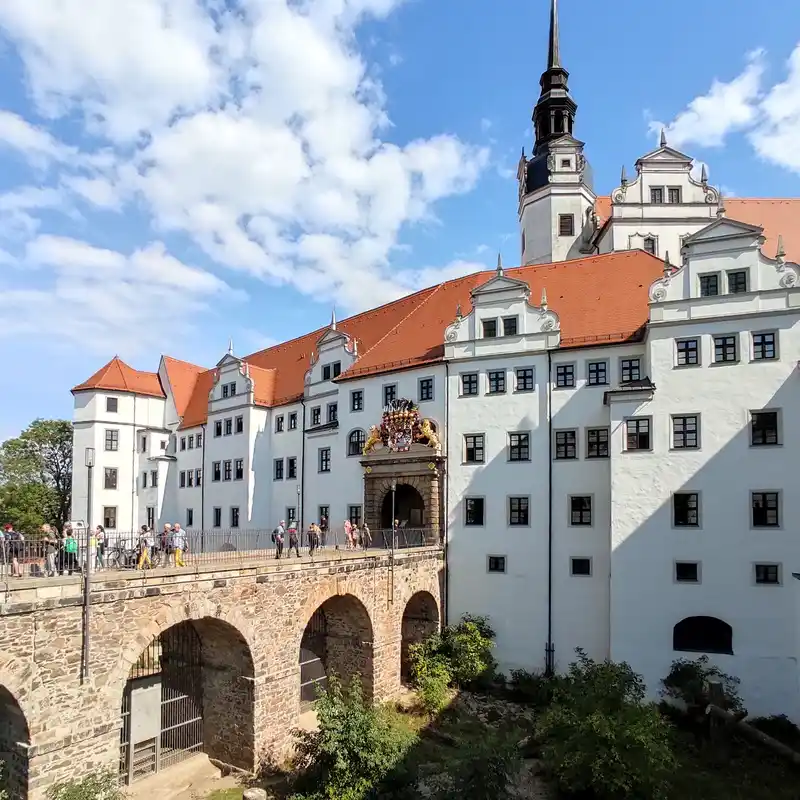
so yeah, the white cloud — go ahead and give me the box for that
[480,117,492,132]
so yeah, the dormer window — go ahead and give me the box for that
[323,364,331,380]
[699,274,719,297]
[643,237,656,255]
[222,381,236,398]
[503,317,518,336]
[482,319,498,338]
[333,361,341,378]
[650,187,664,204]
[560,158,571,169]
[727,270,748,294]
[668,187,682,204]
[558,214,574,237]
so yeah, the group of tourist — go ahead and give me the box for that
[271,516,373,558]
[0,522,82,578]
[132,524,190,570]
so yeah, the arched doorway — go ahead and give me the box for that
[381,483,425,529]
[299,594,374,708]
[673,616,733,655]
[119,618,255,785]
[0,686,29,800]
[400,592,440,683]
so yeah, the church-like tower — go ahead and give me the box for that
[518,0,597,265]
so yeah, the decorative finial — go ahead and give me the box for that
[660,128,667,148]
[455,303,462,320]
[716,186,726,218]
[776,234,786,263]
[664,251,672,276]
[521,146,525,159]
[496,251,504,276]
[700,163,708,185]
[541,287,548,310]
[227,338,234,356]
[547,0,561,70]
[330,307,337,330]
[620,164,628,186]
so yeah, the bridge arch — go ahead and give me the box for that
[0,683,30,800]
[400,590,440,683]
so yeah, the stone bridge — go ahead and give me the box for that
[0,547,444,799]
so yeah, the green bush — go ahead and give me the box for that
[416,658,451,718]
[443,730,521,800]
[508,669,562,709]
[0,760,8,800]
[661,655,744,713]
[292,676,417,800]
[46,769,125,800]
[749,715,800,748]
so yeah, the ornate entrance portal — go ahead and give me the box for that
[381,483,425,529]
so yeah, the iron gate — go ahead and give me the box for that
[300,608,327,708]
[119,622,203,784]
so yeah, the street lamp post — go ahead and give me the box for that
[82,447,95,681]
[296,484,302,538]
[390,479,397,552]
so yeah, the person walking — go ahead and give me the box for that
[344,519,354,550]
[3,524,24,578]
[287,520,300,558]
[171,524,187,567]
[160,524,173,567]
[137,526,153,570]
[360,521,372,550]
[94,525,106,570]
[307,523,319,557]
[319,515,328,548]
[41,524,58,577]
[63,529,79,575]
[272,520,285,559]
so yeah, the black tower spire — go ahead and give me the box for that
[532,0,577,154]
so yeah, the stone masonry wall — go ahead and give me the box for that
[0,548,443,799]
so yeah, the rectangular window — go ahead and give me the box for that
[620,358,641,383]
[482,319,498,338]
[571,557,592,577]
[587,361,608,386]
[667,187,682,204]
[675,562,700,583]
[104,467,118,490]
[351,391,364,412]
[488,370,506,394]
[515,367,534,392]
[230,507,240,528]
[214,420,222,437]
[213,507,222,528]
[104,429,119,452]
[212,461,221,482]
[509,496,529,526]
[348,505,362,527]
[151,470,158,487]
[106,397,118,413]
[383,384,397,405]
[276,415,285,433]
[418,378,434,402]
[755,564,780,585]
[503,316,518,336]
[187,435,194,449]
[461,373,479,396]
[587,428,609,459]
[713,335,738,363]
[643,237,656,255]
[699,274,719,297]
[311,407,321,426]
[287,457,297,479]
[672,415,699,449]
[186,508,194,528]
[752,492,780,527]
[728,270,748,294]
[222,384,229,399]
[555,364,575,388]
[142,471,148,489]
[141,436,147,452]
[650,187,664,204]
[555,430,577,460]
[160,440,167,451]
[751,411,779,446]
[558,214,575,236]
[570,496,592,526]
[180,437,186,451]
[752,332,777,361]
[229,382,236,396]
[625,418,651,451]
[103,506,117,529]
[509,432,530,462]
[327,403,338,423]
[319,447,331,473]
[287,507,297,523]
[289,412,298,430]
[676,338,699,366]
[186,471,194,488]
[195,469,201,487]
[146,507,155,529]
[179,471,186,489]
[322,364,331,381]
[333,362,341,378]
[319,506,329,524]
[223,460,232,481]
[224,418,233,436]
[234,459,244,481]
[487,556,506,574]
[274,458,284,481]
[465,497,485,526]
[464,434,485,464]
[196,432,202,447]
[673,493,699,527]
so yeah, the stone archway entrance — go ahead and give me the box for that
[381,483,425,528]
[0,685,29,800]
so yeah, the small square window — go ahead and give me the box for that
[620,358,641,383]
[728,270,748,294]
[104,467,118,490]
[488,370,506,394]
[383,384,397,405]
[675,562,700,583]
[229,382,237,396]
[419,378,434,402]
[509,496,529,526]
[464,434,485,464]
[487,555,506,574]
[570,496,592,526]
[274,458,284,481]
[625,418,651,451]
[351,390,364,412]
[673,493,699,527]
[558,214,574,236]
[103,506,117,529]
[752,332,777,361]
[509,432,530,462]
[482,319,498,338]
[699,274,719,297]
[555,364,575,388]
[650,187,664,204]
[672,415,699,449]
[275,415,284,433]
[327,403,338,423]
[587,361,608,386]
[587,428,609,459]
[348,505,362,526]
[289,412,298,430]
[755,563,780,585]
[461,373,479,396]
[752,492,780,527]
[224,418,233,436]
[713,335,738,363]
[560,158,571,168]
[515,367,535,392]
[322,364,331,381]
[751,411,779,446]
[311,407,321,426]
[555,430,577,460]
[213,507,222,528]
[571,557,592,577]
[503,317,518,336]
[676,338,699,366]
[465,497,485,526]
[319,447,331,473]
[668,187,682,204]
[106,397,118,413]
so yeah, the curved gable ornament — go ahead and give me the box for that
[362,399,440,455]
[538,308,559,332]
[649,275,671,302]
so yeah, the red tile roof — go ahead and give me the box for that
[162,356,206,418]
[72,356,165,398]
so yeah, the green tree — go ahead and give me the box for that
[0,419,73,532]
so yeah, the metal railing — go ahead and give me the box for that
[0,527,440,579]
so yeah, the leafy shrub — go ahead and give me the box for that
[292,676,417,800]
[0,760,8,800]
[749,714,800,748]
[46,769,125,800]
[508,669,562,709]
[661,655,744,713]
[416,658,452,718]
[443,730,521,800]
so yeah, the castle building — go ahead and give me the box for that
[70,0,800,718]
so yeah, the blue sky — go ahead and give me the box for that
[0,0,798,440]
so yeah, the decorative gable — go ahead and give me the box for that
[304,311,359,396]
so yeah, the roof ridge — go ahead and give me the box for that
[162,354,207,370]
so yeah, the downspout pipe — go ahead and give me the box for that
[300,399,307,532]
[442,362,450,630]
[546,349,554,675]
[200,423,207,538]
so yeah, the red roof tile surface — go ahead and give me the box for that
[162,356,206,418]
[72,356,164,398]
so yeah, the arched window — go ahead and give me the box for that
[348,429,366,457]
[673,616,733,655]
[643,236,657,255]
